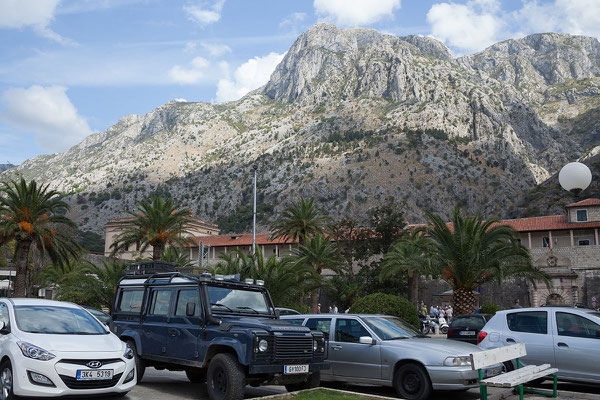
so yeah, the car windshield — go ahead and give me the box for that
[15,305,107,335]
[363,316,420,340]
[207,286,271,314]
[449,316,485,329]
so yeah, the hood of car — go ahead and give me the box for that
[15,331,123,352]
[385,337,480,356]
[219,316,311,333]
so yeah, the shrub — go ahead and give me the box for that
[349,293,419,328]
[480,302,500,315]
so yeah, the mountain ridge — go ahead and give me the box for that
[3,24,600,234]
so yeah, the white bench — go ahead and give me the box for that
[470,343,558,400]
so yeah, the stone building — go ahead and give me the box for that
[104,216,220,260]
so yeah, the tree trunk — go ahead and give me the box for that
[407,271,419,308]
[452,287,476,316]
[13,240,32,298]
[310,289,320,313]
[152,244,163,260]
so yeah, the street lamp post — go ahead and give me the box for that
[558,162,592,196]
[252,165,257,256]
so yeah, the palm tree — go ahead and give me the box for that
[161,246,194,269]
[381,233,433,308]
[291,233,342,312]
[110,196,192,260]
[270,198,331,245]
[420,208,548,315]
[83,260,126,312]
[0,179,80,297]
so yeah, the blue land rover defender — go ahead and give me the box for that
[112,262,328,400]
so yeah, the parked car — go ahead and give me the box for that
[112,263,328,400]
[281,314,501,400]
[0,298,136,399]
[276,307,301,316]
[83,306,113,326]
[478,307,600,383]
[446,314,492,344]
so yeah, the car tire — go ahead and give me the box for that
[206,353,245,400]
[285,371,321,392]
[126,340,145,384]
[393,363,432,400]
[185,369,207,383]
[502,361,514,373]
[441,327,448,334]
[0,360,14,400]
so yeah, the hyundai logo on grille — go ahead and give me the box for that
[87,361,102,368]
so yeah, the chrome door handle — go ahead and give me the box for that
[557,342,569,348]
[331,345,342,350]
[506,338,516,343]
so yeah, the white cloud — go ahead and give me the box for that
[168,57,210,84]
[427,0,600,55]
[427,0,504,54]
[184,0,225,27]
[280,12,306,29]
[313,0,401,26]
[0,85,92,153]
[0,0,73,44]
[185,41,232,57]
[216,52,285,102]
[173,98,188,102]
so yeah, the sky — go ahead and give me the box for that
[1,0,599,165]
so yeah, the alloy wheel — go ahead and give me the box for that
[0,367,12,400]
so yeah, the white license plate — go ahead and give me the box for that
[284,365,309,374]
[76,369,114,380]
[459,331,475,336]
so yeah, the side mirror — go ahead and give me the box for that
[186,302,196,317]
[274,309,280,318]
[0,321,7,334]
[359,336,374,345]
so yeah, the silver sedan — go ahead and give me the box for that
[281,314,500,400]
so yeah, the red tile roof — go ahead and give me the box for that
[565,198,600,208]
[186,233,296,247]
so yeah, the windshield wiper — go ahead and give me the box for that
[211,302,234,312]
[235,306,259,314]
[387,336,410,340]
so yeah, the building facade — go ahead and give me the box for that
[104,216,220,260]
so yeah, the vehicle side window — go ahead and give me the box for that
[335,318,370,343]
[149,290,172,316]
[117,289,144,313]
[0,303,8,327]
[306,318,331,337]
[449,316,485,329]
[175,289,200,317]
[507,311,547,334]
[556,312,600,339]
[285,319,305,326]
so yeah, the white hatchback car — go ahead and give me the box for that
[0,298,136,399]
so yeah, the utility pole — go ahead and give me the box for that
[252,165,257,255]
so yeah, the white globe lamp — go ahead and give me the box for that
[558,162,592,195]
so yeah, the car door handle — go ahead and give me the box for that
[143,329,151,335]
[506,338,516,343]
[331,345,342,350]
[557,342,569,348]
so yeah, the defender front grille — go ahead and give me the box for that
[274,335,312,360]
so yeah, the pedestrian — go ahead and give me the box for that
[439,307,446,318]
[430,304,438,318]
[328,306,333,313]
[446,306,453,321]
[317,303,321,313]
[332,304,338,314]
[512,299,522,309]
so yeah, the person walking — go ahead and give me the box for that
[512,299,522,309]
[446,306,453,321]
[332,304,338,314]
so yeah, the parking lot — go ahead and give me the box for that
[104,368,600,400]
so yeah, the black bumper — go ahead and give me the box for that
[249,361,329,374]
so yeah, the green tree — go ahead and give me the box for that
[291,233,342,312]
[368,196,406,254]
[161,246,194,269]
[0,179,80,297]
[110,196,192,260]
[83,260,126,312]
[270,198,331,245]
[381,233,433,308]
[420,207,548,315]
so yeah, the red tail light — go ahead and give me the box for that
[446,328,453,336]
[477,331,487,344]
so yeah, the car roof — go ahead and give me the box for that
[3,298,80,308]
[453,314,492,318]
[280,314,392,318]
[496,306,596,314]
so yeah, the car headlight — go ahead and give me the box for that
[123,344,135,359]
[17,342,56,361]
[443,356,471,367]
[313,341,318,351]
[258,339,268,352]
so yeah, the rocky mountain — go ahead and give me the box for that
[0,164,14,173]
[3,24,600,234]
